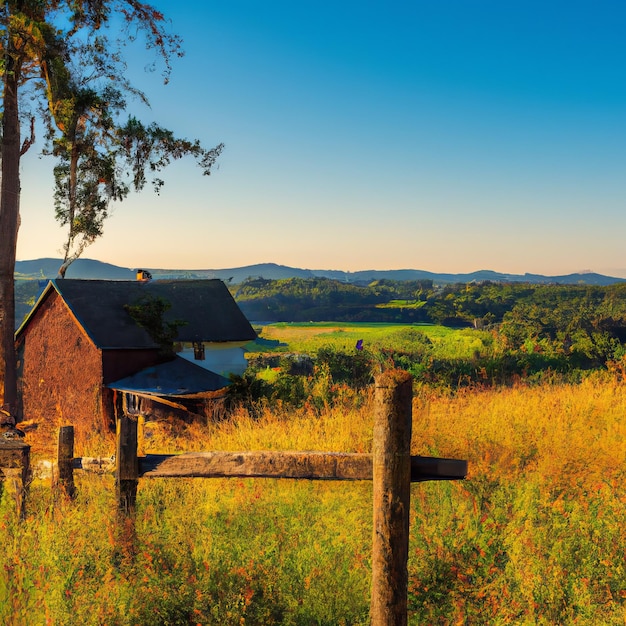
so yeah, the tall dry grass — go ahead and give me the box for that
[1,376,625,624]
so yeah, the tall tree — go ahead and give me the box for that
[43,36,222,278]
[0,1,220,423]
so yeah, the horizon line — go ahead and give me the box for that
[15,257,626,280]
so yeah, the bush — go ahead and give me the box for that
[315,346,374,388]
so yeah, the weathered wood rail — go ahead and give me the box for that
[134,450,464,481]
[0,370,467,625]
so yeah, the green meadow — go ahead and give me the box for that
[253,322,493,361]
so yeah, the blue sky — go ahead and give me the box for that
[16,1,626,276]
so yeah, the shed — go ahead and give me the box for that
[15,279,256,431]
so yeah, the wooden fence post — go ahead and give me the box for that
[116,415,138,515]
[370,370,413,626]
[17,442,30,521]
[56,426,76,498]
[0,440,30,520]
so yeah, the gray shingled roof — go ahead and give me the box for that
[17,279,256,349]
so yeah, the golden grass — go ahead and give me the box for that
[140,393,376,456]
[6,374,626,624]
[415,375,626,487]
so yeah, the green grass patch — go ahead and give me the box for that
[253,322,494,360]
[376,299,426,309]
[257,367,280,382]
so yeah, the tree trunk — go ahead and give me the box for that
[57,139,79,279]
[0,51,22,421]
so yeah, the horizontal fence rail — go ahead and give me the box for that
[26,452,467,483]
[71,456,116,473]
[136,450,467,481]
[24,448,467,483]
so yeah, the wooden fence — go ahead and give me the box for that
[0,370,467,625]
[0,439,30,519]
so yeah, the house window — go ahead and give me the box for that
[193,341,205,360]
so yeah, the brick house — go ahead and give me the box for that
[15,279,256,431]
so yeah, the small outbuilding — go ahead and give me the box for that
[15,278,257,431]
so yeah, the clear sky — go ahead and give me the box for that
[16,0,626,276]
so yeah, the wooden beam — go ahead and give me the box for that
[71,456,115,473]
[411,455,467,482]
[138,451,466,481]
[139,450,373,479]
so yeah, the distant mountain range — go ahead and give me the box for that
[14,258,626,286]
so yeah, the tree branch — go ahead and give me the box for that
[19,117,35,156]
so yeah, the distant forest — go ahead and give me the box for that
[232,277,626,372]
[232,276,626,326]
[15,276,626,374]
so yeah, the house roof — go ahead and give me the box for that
[107,356,231,396]
[16,279,256,349]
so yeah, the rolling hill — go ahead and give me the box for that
[14,258,626,286]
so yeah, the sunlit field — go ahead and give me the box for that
[255,321,493,360]
[2,373,625,624]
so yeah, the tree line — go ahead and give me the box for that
[233,277,434,323]
[234,276,626,325]
[232,277,626,388]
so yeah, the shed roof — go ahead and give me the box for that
[17,279,256,349]
[107,356,230,396]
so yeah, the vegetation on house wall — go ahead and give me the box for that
[123,295,186,357]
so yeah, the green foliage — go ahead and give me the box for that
[235,277,626,340]
[229,361,369,413]
[14,279,43,328]
[15,1,224,277]
[235,280,626,388]
[498,285,626,369]
[270,371,308,407]
[234,277,432,323]
[227,371,274,410]
[369,327,433,352]
[316,346,374,388]
[119,117,223,192]
[247,323,500,396]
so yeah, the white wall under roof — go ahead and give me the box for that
[177,342,249,378]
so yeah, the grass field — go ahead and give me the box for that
[2,373,625,624]
[253,322,493,360]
